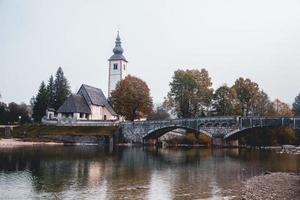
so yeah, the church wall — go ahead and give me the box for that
[88,105,117,120]
[90,105,103,120]
[102,107,117,120]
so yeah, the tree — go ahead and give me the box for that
[109,75,153,121]
[232,78,260,116]
[271,99,293,117]
[0,102,8,124]
[165,69,213,118]
[292,94,300,116]
[47,75,55,108]
[252,90,273,116]
[53,67,71,110]
[212,85,239,116]
[32,81,49,122]
[148,105,170,121]
[7,102,30,124]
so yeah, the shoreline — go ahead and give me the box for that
[1,138,300,153]
[241,172,300,200]
[0,138,64,147]
[0,138,103,147]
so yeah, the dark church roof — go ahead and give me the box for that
[57,94,91,114]
[78,84,117,116]
[108,32,127,62]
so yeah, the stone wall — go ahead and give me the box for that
[41,135,112,145]
[42,117,119,127]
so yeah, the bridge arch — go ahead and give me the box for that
[224,125,300,140]
[143,125,212,140]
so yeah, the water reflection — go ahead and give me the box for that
[0,146,299,199]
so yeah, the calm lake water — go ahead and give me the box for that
[0,146,299,200]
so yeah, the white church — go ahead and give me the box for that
[45,32,127,122]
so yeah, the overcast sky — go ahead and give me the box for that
[1,0,300,106]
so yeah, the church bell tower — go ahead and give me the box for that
[108,31,128,97]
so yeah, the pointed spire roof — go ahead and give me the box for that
[109,31,127,62]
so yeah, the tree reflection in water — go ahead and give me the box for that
[0,146,299,199]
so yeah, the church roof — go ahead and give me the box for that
[109,54,127,61]
[78,84,117,116]
[57,94,91,114]
[108,32,127,62]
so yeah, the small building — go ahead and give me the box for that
[56,84,118,121]
[46,108,56,119]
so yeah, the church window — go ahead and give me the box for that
[123,64,126,70]
[113,63,118,70]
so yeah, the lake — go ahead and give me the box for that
[0,146,299,199]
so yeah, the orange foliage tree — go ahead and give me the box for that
[109,75,153,121]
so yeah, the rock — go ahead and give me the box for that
[242,172,300,200]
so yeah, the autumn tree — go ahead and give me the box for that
[212,85,239,116]
[252,90,273,116]
[232,78,260,116]
[292,94,300,116]
[148,104,170,121]
[270,99,294,117]
[109,75,153,121]
[165,69,213,118]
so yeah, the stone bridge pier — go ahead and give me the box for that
[119,117,300,147]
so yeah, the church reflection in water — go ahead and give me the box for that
[0,146,299,199]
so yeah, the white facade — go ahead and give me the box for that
[90,105,117,120]
[108,60,127,96]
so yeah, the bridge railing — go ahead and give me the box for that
[240,117,300,129]
[121,116,239,125]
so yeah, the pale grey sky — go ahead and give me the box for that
[1,0,300,105]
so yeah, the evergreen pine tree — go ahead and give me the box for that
[292,94,300,116]
[32,81,49,122]
[53,67,71,110]
[47,75,55,108]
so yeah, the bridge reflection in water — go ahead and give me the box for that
[0,146,299,199]
[120,117,300,146]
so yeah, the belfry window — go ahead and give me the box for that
[113,64,118,70]
[123,64,126,70]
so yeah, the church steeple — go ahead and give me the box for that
[108,31,128,97]
[109,31,127,62]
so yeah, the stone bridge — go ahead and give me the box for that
[119,117,300,145]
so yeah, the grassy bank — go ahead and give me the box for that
[0,125,118,138]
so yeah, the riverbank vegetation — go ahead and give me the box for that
[0,67,71,124]
[0,125,117,139]
[1,67,300,146]
[0,102,31,124]
[32,67,71,122]
[161,68,300,146]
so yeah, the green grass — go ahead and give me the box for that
[11,125,118,138]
